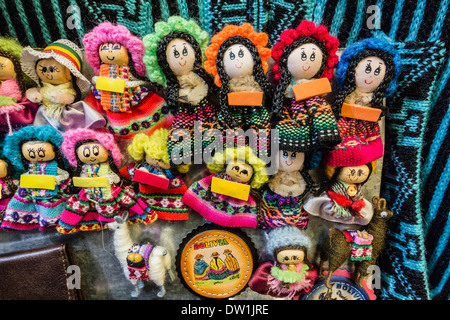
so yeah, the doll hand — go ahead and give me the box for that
[107,174,121,185]
[51,93,75,105]
[137,167,149,173]
[26,88,42,103]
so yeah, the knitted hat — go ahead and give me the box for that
[334,38,401,97]
[82,22,146,76]
[20,39,91,93]
[3,125,65,173]
[142,16,210,87]
[266,225,312,255]
[271,20,339,83]
[61,128,122,167]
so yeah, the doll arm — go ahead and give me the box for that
[107,168,121,185]
[25,87,42,103]
[55,168,70,185]
[49,92,76,105]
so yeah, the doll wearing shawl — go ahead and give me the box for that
[1,126,71,231]
[120,128,190,221]
[83,22,173,141]
[56,129,156,234]
[21,39,105,134]
[0,37,39,133]
[271,21,341,153]
[143,16,218,167]
[182,146,268,228]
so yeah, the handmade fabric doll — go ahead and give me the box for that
[249,225,318,300]
[182,146,268,228]
[271,20,340,152]
[142,16,218,167]
[1,125,71,231]
[257,150,314,230]
[0,37,39,133]
[0,137,19,218]
[325,38,401,166]
[56,129,156,234]
[204,23,272,152]
[120,128,190,222]
[20,39,105,134]
[303,160,377,225]
[83,22,173,140]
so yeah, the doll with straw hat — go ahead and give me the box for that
[21,39,105,133]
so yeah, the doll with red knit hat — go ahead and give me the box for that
[56,128,157,234]
[82,22,173,141]
[271,20,341,153]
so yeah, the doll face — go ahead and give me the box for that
[276,249,305,265]
[99,42,129,65]
[36,58,72,85]
[77,142,109,164]
[278,150,304,172]
[354,56,386,93]
[223,44,254,79]
[0,56,17,81]
[0,159,8,178]
[22,141,56,162]
[166,38,196,76]
[145,154,171,170]
[225,160,253,183]
[337,164,371,184]
[287,43,323,80]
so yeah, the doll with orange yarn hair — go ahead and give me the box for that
[204,23,272,152]
[271,20,341,153]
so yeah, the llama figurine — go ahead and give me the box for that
[107,213,175,298]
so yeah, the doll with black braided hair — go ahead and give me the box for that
[143,16,218,168]
[204,23,272,153]
[0,136,18,221]
[271,21,341,153]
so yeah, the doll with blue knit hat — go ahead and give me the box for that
[1,125,71,231]
[248,225,318,299]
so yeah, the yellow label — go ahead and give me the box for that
[96,76,126,93]
[210,177,250,201]
[73,177,109,188]
[20,174,56,190]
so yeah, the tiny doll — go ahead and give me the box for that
[1,125,71,231]
[143,16,218,166]
[0,138,19,219]
[182,146,268,228]
[326,38,401,166]
[120,128,190,222]
[271,20,341,152]
[303,160,377,225]
[83,22,172,140]
[257,149,314,230]
[0,37,39,133]
[204,23,272,152]
[21,39,105,134]
[249,225,318,300]
[56,128,156,234]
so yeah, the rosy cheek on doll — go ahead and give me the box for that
[0,159,8,178]
[337,164,370,184]
[287,43,323,80]
[0,56,17,81]
[36,58,72,85]
[76,143,109,164]
[223,44,254,79]
[225,160,254,183]
[22,141,56,162]
[99,42,129,65]
[145,154,171,170]
[166,38,196,76]
[278,150,305,172]
[354,56,386,93]
[276,249,305,265]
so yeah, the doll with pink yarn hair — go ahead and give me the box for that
[82,22,172,140]
[271,20,341,153]
[56,128,157,234]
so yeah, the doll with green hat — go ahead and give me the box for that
[0,37,39,133]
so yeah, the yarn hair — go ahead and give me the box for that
[127,129,170,166]
[82,22,146,77]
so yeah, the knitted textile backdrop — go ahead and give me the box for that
[1,0,450,300]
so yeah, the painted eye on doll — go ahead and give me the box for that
[92,145,100,156]
[282,151,289,158]
[173,48,180,58]
[301,51,307,61]
[229,51,235,60]
[37,147,46,158]
[27,149,36,159]
[83,147,91,158]
[310,52,316,62]
[182,46,188,56]
[238,48,244,58]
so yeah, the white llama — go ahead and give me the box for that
[107,213,175,298]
